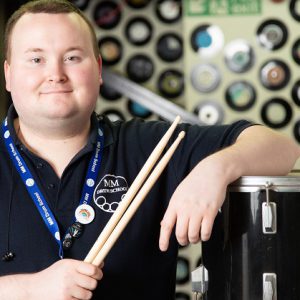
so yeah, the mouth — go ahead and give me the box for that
[41,90,73,94]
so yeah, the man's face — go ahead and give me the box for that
[4,12,102,127]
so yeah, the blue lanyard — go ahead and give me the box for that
[2,118,104,258]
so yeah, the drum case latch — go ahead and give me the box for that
[262,182,277,234]
[263,273,277,300]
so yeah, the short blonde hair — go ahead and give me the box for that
[5,0,99,62]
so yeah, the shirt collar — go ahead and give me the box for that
[6,104,114,150]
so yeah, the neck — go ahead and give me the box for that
[14,118,91,177]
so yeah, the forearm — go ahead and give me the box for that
[231,125,300,176]
[208,125,300,185]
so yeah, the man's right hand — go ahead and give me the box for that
[0,259,104,300]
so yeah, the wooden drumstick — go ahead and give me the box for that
[91,131,185,266]
[84,116,181,263]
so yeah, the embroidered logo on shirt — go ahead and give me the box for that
[93,174,128,213]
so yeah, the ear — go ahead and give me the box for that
[97,55,103,86]
[4,60,11,92]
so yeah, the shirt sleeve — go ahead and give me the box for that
[115,118,253,186]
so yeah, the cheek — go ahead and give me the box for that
[75,68,101,90]
[10,68,41,90]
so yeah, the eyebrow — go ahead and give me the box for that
[24,47,85,54]
[25,48,44,54]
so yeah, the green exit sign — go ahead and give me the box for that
[184,0,262,16]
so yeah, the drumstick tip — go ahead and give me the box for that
[178,131,185,139]
[175,115,181,124]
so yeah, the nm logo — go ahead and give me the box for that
[93,174,128,213]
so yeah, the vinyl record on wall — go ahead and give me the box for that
[190,64,221,93]
[126,0,151,9]
[293,119,300,142]
[100,82,122,101]
[259,59,290,90]
[225,81,256,111]
[224,39,255,73]
[157,69,184,98]
[261,98,293,128]
[70,0,90,10]
[127,100,152,118]
[290,0,300,22]
[102,109,125,122]
[292,38,300,65]
[156,33,183,62]
[194,100,224,125]
[291,80,300,106]
[93,1,121,30]
[98,36,122,66]
[125,16,153,46]
[126,54,154,83]
[257,19,288,50]
[176,257,190,285]
[155,0,182,23]
[191,24,224,58]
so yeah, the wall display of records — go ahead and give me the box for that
[183,0,300,170]
[81,0,184,122]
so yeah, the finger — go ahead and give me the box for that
[200,215,215,241]
[188,215,202,244]
[71,285,93,300]
[75,273,99,291]
[175,214,189,246]
[159,206,177,251]
[76,262,103,280]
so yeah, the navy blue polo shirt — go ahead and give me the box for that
[0,105,252,299]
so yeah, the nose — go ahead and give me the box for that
[47,61,67,83]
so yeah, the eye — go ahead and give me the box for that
[31,57,41,64]
[65,56,81,62]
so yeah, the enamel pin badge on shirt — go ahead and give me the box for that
[75,204,95,224]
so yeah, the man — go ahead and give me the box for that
[0,0,299,299]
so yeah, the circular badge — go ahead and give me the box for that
[75,204,95,224]
[69,222,84,239]
[62,233,73,250]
